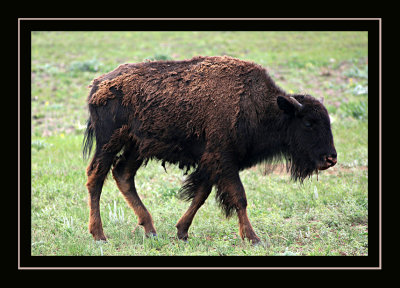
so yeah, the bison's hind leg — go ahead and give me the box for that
[86,148,119,241]
[112,143,157,237]
[86,124,131,241]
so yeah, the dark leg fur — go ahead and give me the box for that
[178,167,209,201]
[176,154,214,240]
[216,171,261,244]
[176,181,212,241]
[177,152,260,244]
[112,144,157,236]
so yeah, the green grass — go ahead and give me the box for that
[31,31,368,256]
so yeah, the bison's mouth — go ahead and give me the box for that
[287,153,337,182]
[317,155,337,170]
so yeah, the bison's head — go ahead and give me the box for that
[277,94,337,181]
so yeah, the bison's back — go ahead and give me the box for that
[90,57,263,136]
[87,56,275,168]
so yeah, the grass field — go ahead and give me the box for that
[31,31,368,256]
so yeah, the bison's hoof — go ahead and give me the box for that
[250,237,261,245]
[253,239,270,248]
[92,234,107,242]
[177,231,189,242]
[95,239,108,245]
[146,232,158,238]
[94,237,107,243]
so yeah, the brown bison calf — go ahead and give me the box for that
[83,56,337,244]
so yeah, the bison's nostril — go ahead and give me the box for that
[326,156,337,166]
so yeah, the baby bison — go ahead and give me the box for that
[83,56,337,244]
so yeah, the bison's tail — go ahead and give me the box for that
[83,118,95,160]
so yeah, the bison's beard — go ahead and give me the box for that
[285,153,318,182]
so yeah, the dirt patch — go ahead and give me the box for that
[274,59,368,108]
[251,163,367,176]
[322,165,368,175]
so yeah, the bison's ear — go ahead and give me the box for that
[277,95,303,115]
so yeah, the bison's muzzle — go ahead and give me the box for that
[318,153,337,170]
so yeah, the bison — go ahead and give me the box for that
[83,55,337,244]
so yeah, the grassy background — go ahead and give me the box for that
[31,31,368,256]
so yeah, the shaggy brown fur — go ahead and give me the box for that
[83,56,337,244]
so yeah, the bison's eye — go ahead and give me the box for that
[303,120,312,128]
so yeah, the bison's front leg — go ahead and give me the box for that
[176,182,212,241]
[217,172,261,245]
[237,207,260,244]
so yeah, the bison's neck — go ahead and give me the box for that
[237,106,290,170]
